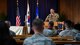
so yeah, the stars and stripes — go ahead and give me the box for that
[16,7,21,26]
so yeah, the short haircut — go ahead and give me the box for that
[5,21,11,28]
[49,21,54,27]
[50,8,54,11]
[64,20,74,28]
[74,23,80,31]
[0,21,10,36]
[32,19,44,29]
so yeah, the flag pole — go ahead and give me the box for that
[36,0,39,19]
[16,0,21,26]
[17,0,18,6]
[25,0,29,26]
[16,0,18,17]
[37,0,39,5]
[25,0,30,34]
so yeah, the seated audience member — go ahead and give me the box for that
[59,20,75,37]
[0,21,17,45]
[43,21,57,37]
[72,23,80,35]
[23,19,55,45]
[48,21,54,30]
[74,23,80,41]
[5,21,16,36]
[54,26,61,35]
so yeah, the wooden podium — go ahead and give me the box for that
[23,26,27,35]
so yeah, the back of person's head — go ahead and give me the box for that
[49,21,54,27]
[5,20,11,28]
[0,21,10,36]
[74,23,80,31]
[48,21,54,30]
[32,19,44,32]
[0,21,17,45]
[64,20,74,28]
[74,23,80,41]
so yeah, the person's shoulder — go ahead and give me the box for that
[10,30,16,36]
[43,29,52,32]
[23,37,33,45]
[44,36,52,41]
[76,33,80,36]
[72,29,79,33]
[59,30,67,36]
[24,37,32,42]
[60,30,67,33]
[43,37,55,44]
[47,14,51,17]
[75,33,80,41]
[55,13,59,17]
[55,13,59,15]
[43,29,53,35]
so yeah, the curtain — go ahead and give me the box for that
[18,0,27,26]
[29,0,58,34]
[7,0,16,26]
[7,0,27,26]
[7,0,58,34]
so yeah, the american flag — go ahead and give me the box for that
[16,7,21,26]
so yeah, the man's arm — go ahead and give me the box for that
[45,15,49,22]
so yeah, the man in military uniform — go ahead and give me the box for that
[45,9,59,22]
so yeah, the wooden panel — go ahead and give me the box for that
[0,0,7,14]
[59,0,80,24]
